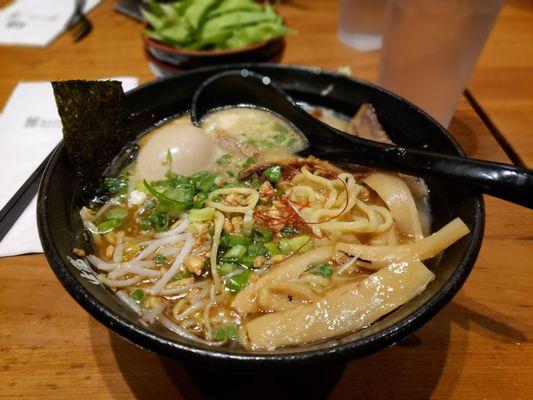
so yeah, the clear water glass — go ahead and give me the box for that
[378,0,503,127]
[338,0,387,51]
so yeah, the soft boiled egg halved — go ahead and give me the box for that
[134,118,217,181]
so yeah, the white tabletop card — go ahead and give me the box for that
[0,77,138,257]
[0,0,101,47]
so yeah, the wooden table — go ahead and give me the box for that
[468,0,533,167]
[0,1,532,399]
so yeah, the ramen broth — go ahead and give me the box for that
[80,106,468,350]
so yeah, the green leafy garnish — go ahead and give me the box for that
[225,269,252,292]
[224,245,247,260]
[104,177,129,195]
[272,122,289,135]
[263,242,280,255]
[281,226,298,237]
[288,235,313,253]
[143,171,218,217]
[221,233,252,247]
[246,243,269,258]
[105,207,128,220]
[242,156,254,168]
[286,138,297,147]
[144,179,191,214]
[153,254,167,265]
[130,288,145,302]
[143,0,292,51]
[140,210,169,231]
[279,238,291,254]
[217,263,237,276]
[308,263,333,277]
[189,207,216,221]
[216,154,232,165]
[263,165,282,183]
[214,325,239,341]
[240,255,256,268]
[97,218,123,233]
[173,271,192,281]
[166,148,173,170]
[251,226,273,243]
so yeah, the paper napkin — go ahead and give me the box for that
[0,77,138,257]
[0,0,100,47]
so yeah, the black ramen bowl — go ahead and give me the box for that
[37,63,484,369]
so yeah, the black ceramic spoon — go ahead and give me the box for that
[191,70,533,209]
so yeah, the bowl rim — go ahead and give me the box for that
[142,22,285,57]
[37,63,484,368]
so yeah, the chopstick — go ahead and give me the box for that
[0,151,53,243]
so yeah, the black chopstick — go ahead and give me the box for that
[0,151,53,243]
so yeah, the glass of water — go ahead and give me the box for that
[378,0,503,127]
[338,0,387,51]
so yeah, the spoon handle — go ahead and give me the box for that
[315,141,533,209]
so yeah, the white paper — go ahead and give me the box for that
[0,77,139,257]
[0,0,100,47]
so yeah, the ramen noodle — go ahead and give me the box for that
[79,106,469,350]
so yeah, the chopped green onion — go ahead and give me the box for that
[216,154,232,165]
[221,233,252,247]
[281,226,298,237]
[105,207,128,220]
[144,198,157,209]
[140,218,152,231]
[214,325,239,341]
[150,211,169,231]
[191,171,218,193]
[252,226,273,243]
[246,243,269,258]
[240,255,256,268]
[164,186,195,203]
[286,138,297,147]
[219,257,242,265]
[279,238,291,254]
[153,254,167,266]
[97,218,122,233]
[166,149,173,173]
[130,288,145,302]
[173,271,192,281]
[134,180,148,192]
[288,235,312,253]
[263,242,280,255]
[189,207,216,222]
[242,156,254,168]
[308,263,333,277]
[143,180,191,211]
[192,192,207,208]
[217,263,237,276]
[272,122,289,135]
[225,270,252,292]
[104,177,129,195]
[263,165,282,183]
[272,133,286,144]
[224,245,247,260]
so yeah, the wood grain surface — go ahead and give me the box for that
[0,1,532,399]
[468,0,533,167]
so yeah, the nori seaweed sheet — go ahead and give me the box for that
[52,80,132,198]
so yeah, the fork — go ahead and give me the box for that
[66,0,93,42]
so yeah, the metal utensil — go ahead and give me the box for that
[66,0,93,42]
